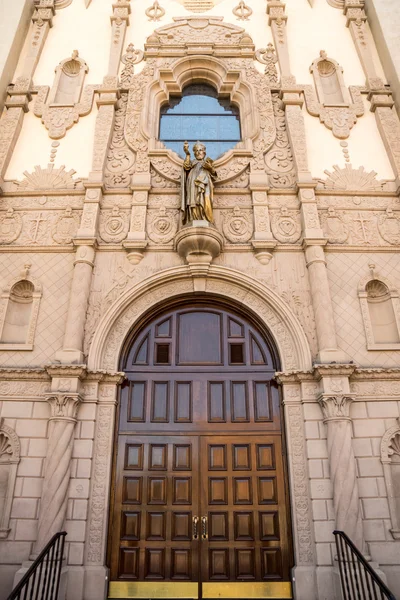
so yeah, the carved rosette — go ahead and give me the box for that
[0,209,22,244]
[271,208,301,243]
[378,209,400,245]
[52,207,80,244]
[147,207,179,244]
[33,393,82,555]
[320,208,349,244]
[99,207,129,243]
[222,207,253,243]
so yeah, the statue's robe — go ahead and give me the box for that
[181,158,216,224]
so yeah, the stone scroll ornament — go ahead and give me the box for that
[303,51,364,139]
[255,43,279,86]
[232,0,253,21]
[145,1,165,21]
[120,44,144,88]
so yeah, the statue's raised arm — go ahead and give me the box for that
[180,141,216,225]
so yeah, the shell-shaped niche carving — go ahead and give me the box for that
[52,51,88,105]
[10,280,34,303]
[366,279,389,300]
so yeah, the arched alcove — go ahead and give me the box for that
[0,275,42,351]
[358,274,400,350]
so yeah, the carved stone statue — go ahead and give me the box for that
[180,141,217,225]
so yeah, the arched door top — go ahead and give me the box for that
[88,266,312,373]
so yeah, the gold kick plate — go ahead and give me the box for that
[108,582,198,599]
[202,582,292,599]
[109,581,292,599]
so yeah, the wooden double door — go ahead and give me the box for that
[109,306,293,599]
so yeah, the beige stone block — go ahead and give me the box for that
[353,419,386,438]
[312,499,327,520]
[318,421,327,440]
[377,477,387,497]
[74,422,81,439]
[70,458,77,478]
[66,499,73,521]
[367,401,399,418]
[363,520,386,541]
[15,519,38,541]
[322,459,330,479]
[80,421,95,439]
[310,479,333,499]
[303,404,323,419]
[11,498,37,519]
[358,477,379,498]
[14,477,23,497]
[316,542,332,566]
[68,478,89,499]
[78,403,96,420]
[362,498,390,519]
[28,439,47,457]
[314,520,335,543]
[307,440,328,459]
[65,520,86,542]
[326,500,335,521]
[17,458,42,477]
[32,402,50,419]
[350,402,367,419]
[369,542,400,565]
[308,459,323,478]
[76,459,91,479]
[352,438,373,457]
[1,402,33,418]
[16,419,48,438]
[371,437,382,456]
[305,421,320,439]
[357,457,383,477]
[72,499,88,521]
[22,478,42,498]
[68,542,84,566]
[19,438,29,457]
[72,440,93,459]
[3,419,16,430]
[0,542,31,564]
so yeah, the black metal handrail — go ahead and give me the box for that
[334,530,396,600]
[7,532,67,600]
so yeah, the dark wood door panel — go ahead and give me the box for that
[200,435,291,584]
[111,435,200,583]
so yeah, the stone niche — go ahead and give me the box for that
[0,421,20,539]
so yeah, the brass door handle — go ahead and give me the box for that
[201,515,208,540]
[192,515,199,540]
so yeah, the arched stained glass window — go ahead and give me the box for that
[159,84,241,160]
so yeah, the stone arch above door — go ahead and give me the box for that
[88,265,312,373]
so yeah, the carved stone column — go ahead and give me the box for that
[250,176,276,264]
[0,0,54,189]
[316,366,364,551]
[32,391,82,557]
[266,0,294,85]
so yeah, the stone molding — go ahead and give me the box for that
[0,419,20,540]
[380,419,400,540]
[88,265,312,373]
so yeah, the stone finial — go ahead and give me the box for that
[145,0,165,21]
[233,0,253,20]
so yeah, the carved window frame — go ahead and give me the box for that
[0,420,21,539]
[310,52,351,108]
[0,276,43,351]
[381,421,400,540]
[358,275,400,351]
[142,56,259,170]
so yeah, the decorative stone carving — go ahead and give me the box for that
[147,207,179,244]
[0,420,20,539]
[255,44,279,86]
[358,272,400,350]
[34,52,96,139]
[381,420,400,539]
[0,209,22,244]
[378,208,400,245]
[183,0,214,12]
[265,95,296,188]
[304,53,364,139]
[145,1,165,21]
[233,1,253,21]
[318,393,363,549]
[99,206,129,243]
[52,207,80,244]
[33,393,82,557]
[120,44,144,88]
[104,94,135,189]
[271,208,301,243]
[320,207,349,244]
[317,164,385,191]
[223,206,253,243]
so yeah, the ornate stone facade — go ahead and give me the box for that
[0,1,399,599]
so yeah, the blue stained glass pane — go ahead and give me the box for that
[159,84,241,159]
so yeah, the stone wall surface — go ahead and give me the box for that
[0,0,399,599]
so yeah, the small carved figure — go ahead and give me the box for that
[181,141,217,225]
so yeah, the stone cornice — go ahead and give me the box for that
[0,368,49,381]
[351,367,400,381]
[313,364,356,379]
[45,364,87,379]
[275,370,314,384]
